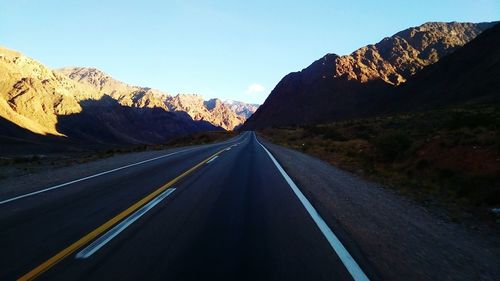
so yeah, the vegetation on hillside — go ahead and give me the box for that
[260,103,500,223]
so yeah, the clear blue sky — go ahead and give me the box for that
[1,0,498,104]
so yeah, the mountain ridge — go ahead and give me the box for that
[244,21,498,129]
[0,47,257,147]
[57,67,257,130]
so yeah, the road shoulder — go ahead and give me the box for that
[260,137,500,281]
[0,146,201,200]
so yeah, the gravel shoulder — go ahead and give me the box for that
[0,145,206,200]
[261,137,500,281]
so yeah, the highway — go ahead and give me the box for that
[0,131,369,281]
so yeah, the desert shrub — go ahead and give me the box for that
[323,127,346,141]
[302,125,346,141]
[375,132,413,161]
[302,125,323,137]
[444,111,495,130]
[437,168,458,179]
[455,175,500,205]
[416,159,430,170]
[354,131,371,140]
[475,131,497,146]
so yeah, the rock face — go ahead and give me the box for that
[58,67,251,130]
[165,94,245,130]
[0,48,102,136]
[0,48,218,144]
[223,100,259,119]
[0,46,257,146]
[244,22,498,129]
[57,67,170,110]
[392,22,500,109]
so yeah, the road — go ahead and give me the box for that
[0,131,369,281]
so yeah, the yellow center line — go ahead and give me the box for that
[18,145,231,281]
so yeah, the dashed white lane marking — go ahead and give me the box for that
[206,155,219,164]
[0,134,248,205]
[0,150,193,205]
[75,188,176,259]
[254,132,370,281]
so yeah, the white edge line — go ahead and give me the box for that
[254,132,370,281]
[0,149,190,205]
[75,188,176,259]
[0,133,247,205]
[206,155,219,164]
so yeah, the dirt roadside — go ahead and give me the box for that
[0,146,202,200]
[261,138,500,281]
[0,131,236,200]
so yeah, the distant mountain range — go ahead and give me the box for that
[223,100,260,119]
[0,50,258,147]
[2,20,498,150]
[244,21,499,129]
[57,67,258,130]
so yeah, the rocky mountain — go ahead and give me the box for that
[0,48,102,136]
[391,22,500,110]
[0,47,218,145]
[57,67,170,110]
[165,94,245,130]
[244,21,498,129]
[57,67,249,130]
[223,100,259,119]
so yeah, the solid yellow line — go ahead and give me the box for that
[18,146,229,281]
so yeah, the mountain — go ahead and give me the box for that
[223,100,259,119]
[0,47,102,136]
[57,67,169,110]
[165,94,245,130]
[391,22,500,109]
[0,47,217,146]
[244,22,498,129]
[57,67,249,130]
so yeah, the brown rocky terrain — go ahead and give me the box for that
[0,47,257,151]
[223,100,259,119]
[391,22,500,109]
[0,47,218,147]
[0,47,103,136]
[57,67,169,110]
[244,21,498,129]
[58,67,251,130]
[166,94,245,130]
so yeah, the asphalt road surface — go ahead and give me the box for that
[0,131,370,281]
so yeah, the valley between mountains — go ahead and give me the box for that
[1,20,499,281]
[0,52,258,149]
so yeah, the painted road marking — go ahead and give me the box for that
[254,132,370,281]
[18,145,233,281]
[0,134,246,206]
[76,188,176,259]
[206,156,219,164]
[0,150,192,205]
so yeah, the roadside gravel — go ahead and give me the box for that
[261,138,500,281]
[0,145,204,200]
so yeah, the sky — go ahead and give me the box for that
[1,0,498,104]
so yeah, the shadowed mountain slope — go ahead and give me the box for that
[244,21,498,129]
[390,22,500,110]
[58,67,251,130]
[0,47,219,146]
